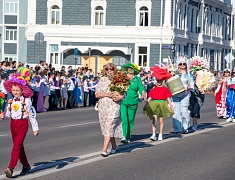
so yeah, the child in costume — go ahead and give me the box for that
[214,69,230,119]
[0,68,39,178]
[120,63,146,143]
[144,66,174,141]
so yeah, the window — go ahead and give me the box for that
[4,55,17,62]
[138,47,148,67]
[50,45,59,64]
[139,6,149,26]
[5,0,18,14]
[5,27,17,41]
[51,5,60,24]
[95,6,104,25]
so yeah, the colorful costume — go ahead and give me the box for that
[120,63,146,141]
[226,77,235,120]
[144,66,173,119]
[215,76,230,118]
[145,86,174,119]
[2,68,39,178]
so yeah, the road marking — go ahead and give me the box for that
[0,134,10,137]
[40,121,98,131]
[0,121,234,179]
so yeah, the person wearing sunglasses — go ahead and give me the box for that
[120,63,147,143]
[172,57,194,134]
[95,63,123,157]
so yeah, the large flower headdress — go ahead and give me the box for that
[3,67,33,98]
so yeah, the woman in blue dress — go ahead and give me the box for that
[74,72,83,107]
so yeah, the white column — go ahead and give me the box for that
[184,4,188,31]
[201,1,205,34]
[164,0,171,27]
[214,50,217,71]
[181,5,185,29]
[218,50,221,71]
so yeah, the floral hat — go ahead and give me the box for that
[122,63,140,75]
[189,56,209,71]
[150,66,172,81]
[4,67,33,98]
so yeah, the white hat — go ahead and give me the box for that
[176,56,187,65]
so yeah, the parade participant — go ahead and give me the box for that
[189,69,205,131]
[120,63,146,143]
[0,68,39,178]
[188,57,212,131]
[95,63,123,157]
[214,69,230,119]
[144,66,174,141]
[225,71,235,122]
[172,57,194,134]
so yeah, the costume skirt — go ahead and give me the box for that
[144,100,174,120]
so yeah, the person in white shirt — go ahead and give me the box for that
[83,77,91,107]
[1,68,39,178]
[66,72,75,109]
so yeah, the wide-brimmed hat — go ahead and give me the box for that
[4,67,33,98]
[122,63,140,75]
[150,66,172,80]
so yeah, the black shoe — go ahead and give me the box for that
[20,164,31,176]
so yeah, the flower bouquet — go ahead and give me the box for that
[109,71,130,96]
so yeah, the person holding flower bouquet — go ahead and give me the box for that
[95,63,123,157]
[120,63,147,143]
[0,67,39,178]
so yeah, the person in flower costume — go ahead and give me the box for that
[189,56,214,130]
[0,67,39,178]
[144,66,174,141]
[120,63,146,143]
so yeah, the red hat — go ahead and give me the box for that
[150,66,172,80]
[3,67,33,98]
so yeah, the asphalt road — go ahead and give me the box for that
[0,95,234,180]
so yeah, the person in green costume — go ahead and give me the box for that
[120,63,147,143]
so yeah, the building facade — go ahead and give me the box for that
[0,0,235,72]
[0,0,29,63]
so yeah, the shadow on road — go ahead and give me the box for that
[10,157,78,178]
